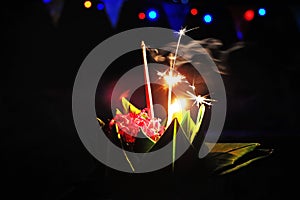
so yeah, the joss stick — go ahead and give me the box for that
[141,41,154,118]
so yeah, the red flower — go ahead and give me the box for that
[111,108,165,143]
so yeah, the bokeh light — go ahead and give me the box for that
[84,1,92,9]
[203,14,213,24]
[190,8,198,16]
[148,10,158,20]
[258,8,266,16]
[97,3,105,11]
[244,9,255,21]
[138,12,146,20]
[43,0,52,4]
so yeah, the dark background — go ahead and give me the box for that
[1,0,300,199]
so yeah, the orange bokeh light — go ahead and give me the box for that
[84,1,92,9]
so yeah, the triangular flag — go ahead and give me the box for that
[162,2,189,31]
[43,0,65,26]
[102,0,124,28]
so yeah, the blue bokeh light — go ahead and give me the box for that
[258,8,266,16]
[148,10,158,20]
[237,31,243,40]
[203,14,213,23]
[43,0,52,4]
[97,3,105,11]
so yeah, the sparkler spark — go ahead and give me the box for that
[156,70,167,78]
[164,69,185,87]
[186,91,216,107]
[189,80,196,91]
[174,26,200,36]
[189,84,196,91]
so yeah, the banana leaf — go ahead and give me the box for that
[98,98,273,175]
[202,143,273,175]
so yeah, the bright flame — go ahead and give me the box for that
[169,98,186,115]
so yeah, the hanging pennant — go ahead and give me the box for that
[43,0,65,26]
[102,0,124,28]
[162,2,189,31]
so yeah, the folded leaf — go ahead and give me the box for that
[203,143,273,175]
[121,97,140,114]
[190,104,205,144]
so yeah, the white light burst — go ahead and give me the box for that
[164,69,185,87]
[186,91,216,107]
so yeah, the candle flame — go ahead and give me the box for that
[169,98,187,120]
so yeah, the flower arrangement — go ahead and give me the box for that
[96,27,217,172]
[96,27,272,174]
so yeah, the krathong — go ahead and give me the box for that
[97,27,210,167]
[96,27,273,174]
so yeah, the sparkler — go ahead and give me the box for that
[172,27,199,69]
[165,27,198,127]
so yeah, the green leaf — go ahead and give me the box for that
[190,104,205,144]
[121,97,140,114]
[204,143,273,175]
[180,110,195,139]
[96,117,105,127]
[115,108,122,115]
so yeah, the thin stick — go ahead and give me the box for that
[166,69,173,127]
[141,41,154,118]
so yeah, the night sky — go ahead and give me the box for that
[2,1,300,199]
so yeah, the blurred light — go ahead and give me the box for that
[258,8,266,16]
[138,12,146,20]
[203,14,213,23]
[148,10,158,20]
[244,9,255,21]
[237,31,243,40]
[181,0,189,4]
[190,8,198,16]
[43,0,52,3]
[97,3,105,10]
[84,1,92,9]
[169,98,187,115]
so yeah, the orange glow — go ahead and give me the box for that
[169,98,186,121]
[84,1,92,9]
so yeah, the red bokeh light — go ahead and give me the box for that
[138,12,146,20]
[244,9,255,21]
[190,8,198,16]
